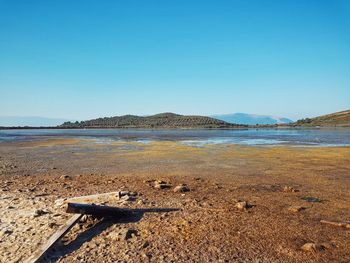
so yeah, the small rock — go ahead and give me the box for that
[156,180,167,184]
[288,206,306,213]
[137,199,145,205]
[301,242,325,252]
[301,196,322,203]
[235,201,251,210]
[125,229,138,240]
[1,228,13,236]
[154,181,171,189]
[283,186,298,192]
[118,191,130,197]
[174,184,190,193]
[118,191,137,200]
[60,175,71,180]
[33,209,48,218]
[120,195,136,202]
[48,222,58,228]
[27,187,36,192]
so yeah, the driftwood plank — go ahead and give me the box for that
[66,202,180,216]
[66,202,134,217]
[55,192,120,207]
[26,214,83,263]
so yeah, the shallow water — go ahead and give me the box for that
[0,128,350,146]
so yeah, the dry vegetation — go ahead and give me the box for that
[294,109,350,127]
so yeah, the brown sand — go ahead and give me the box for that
[0,138,349,262]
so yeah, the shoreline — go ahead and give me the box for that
[1,125,350,130]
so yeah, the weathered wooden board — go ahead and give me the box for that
[26,214,83,263]
[66,202,179,216]
[66,202,135,217]
[55,192,120,207]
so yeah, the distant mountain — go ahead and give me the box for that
[293,109,350,127]
[60,112,245,128]
[212,113,293,125]
[0,116,73,127]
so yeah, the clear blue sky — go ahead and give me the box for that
[0,0,349,121]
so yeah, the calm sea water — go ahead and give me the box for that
[0,128,350,146]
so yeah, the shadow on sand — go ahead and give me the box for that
[41,208,179,263]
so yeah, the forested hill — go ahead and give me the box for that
[60,113,245,128]
[293,110,350,127]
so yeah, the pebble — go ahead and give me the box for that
[137,199,145,205]
[154,181,171,189]
[118,190,130,197]
[60,175,71,180]
[125,229,138,240]
[235,201,250,210]
[156,180,167,184]
[1,228,13,236]
[301,196,322,203]
[288,206,305,213]
[301,242,325,252]
[32,209,48,218]
[174,184,190,193]
[118,191,137,201]
[283,186,298,192]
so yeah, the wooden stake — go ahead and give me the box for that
[55,192,120,207]
[66,202,135,217]
[26,214,83,263]
[66,202,179,216]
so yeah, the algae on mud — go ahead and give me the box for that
[0,138,350,262]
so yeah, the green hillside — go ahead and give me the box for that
[293,110,350,127]
[60,113,244,128]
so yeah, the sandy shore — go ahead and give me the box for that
[0,138,349,262]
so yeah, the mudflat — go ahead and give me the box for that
[0,138,349,262]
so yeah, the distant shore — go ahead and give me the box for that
[1,125,349,130]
